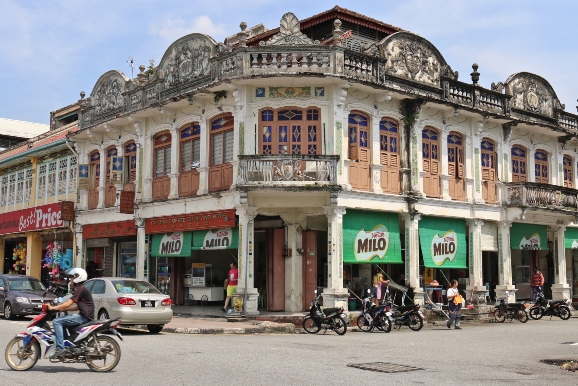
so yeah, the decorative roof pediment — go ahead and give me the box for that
[159,33,217,89]
[90,70,129,115]
[505,72,562,118]
[379,32,456,87]
[259,12,319,46]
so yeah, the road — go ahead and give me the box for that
[0,316,577,385]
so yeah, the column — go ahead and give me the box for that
[496,221,516,302]
[74,224,84,268]
[466,219,486,304]
[403,213,423,304]
[440,129,451,200]
[25,232,42,280]
[370,114,383,193]
[136,217,146,281]
[551,225,571,299]
[528,148,536,183]
[280,210,307,312]
[235,206,258,315]
[321,206,348,309]
[168,126,179,199]
[97,147,106,208]
[197,121,209,195]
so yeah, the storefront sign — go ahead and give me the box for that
[342,210,402,264]
[510,223,547,250]
[145,209,236,234]
[151,232,192,257]
[564,227,578,249]
[119,191,135,214]
[192,228,239,250]
[419,216,467,268]
[0,202,74,235]
[83,221,137,239]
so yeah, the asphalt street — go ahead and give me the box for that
[0,316,577,385]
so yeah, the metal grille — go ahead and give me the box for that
[347,362,423,374]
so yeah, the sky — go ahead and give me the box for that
[0,0,577,124]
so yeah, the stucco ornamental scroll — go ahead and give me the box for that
[260,12,319,46]
[505,72,561,118]
[159,33,217,89]
[91,71,129,115]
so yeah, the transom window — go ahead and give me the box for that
[180,123,201,172]
[259,107,321,155]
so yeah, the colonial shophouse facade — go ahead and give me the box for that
[69,6,578,313]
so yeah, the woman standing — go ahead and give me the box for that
[446,279,462,329]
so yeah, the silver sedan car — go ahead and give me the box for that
[84,277,172,333]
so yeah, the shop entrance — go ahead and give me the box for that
[265,228,285,311]
[482,251,499,301]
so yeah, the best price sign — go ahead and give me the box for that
[0,202,74,235]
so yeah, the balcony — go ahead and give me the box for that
[504,182,578,214]
[237,155,339,188]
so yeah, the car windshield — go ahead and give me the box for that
[8,278,46,291]
[111,280,160,294]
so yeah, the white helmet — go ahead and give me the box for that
[68,268,88,283]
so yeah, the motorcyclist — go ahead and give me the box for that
[46,268,94,358]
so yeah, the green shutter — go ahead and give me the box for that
[192,228,239,250]
[342,210,402,264]
[419,216,467,269]
[510,223,547,250]
[150,232,192,257]
[564,227,578,249]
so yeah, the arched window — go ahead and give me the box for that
[124,141,137,184]
[447,132,465,200]
[104,146,118,207]
[258,107,321,155]
[564,155,574,188]
[379,118,400,193]
[511,146,527,182]
[422,127,440,197]
[88,150,100,209]
[152,131,171,200]
[209,114,234,192]
[481,138,497,203]
[106,146,117,184]
[179,123,201,197]
[534,149,549,184]
[348,112,370,191]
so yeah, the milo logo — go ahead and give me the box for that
[159,232,183,255]
[203,228,232,250]
[520,233,540,250]
[431,231,458,266]
[354,225,389,261]
[572,240,578,250]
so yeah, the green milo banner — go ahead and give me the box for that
[192,228,238,250]
[419,216,467,268]
[150,232,192,257]
[342,210,402,264]
[510,223,547,250]
[564,227,578,249]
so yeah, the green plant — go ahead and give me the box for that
[400,99,421,128]
[147,59,155,75]
[213,90,227,103]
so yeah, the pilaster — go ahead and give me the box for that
[168,126,179,199]
[403,213,423,303]
[472,126,484,203]
[552,225,571,300]
[466,219,487,304]
[74,223,84,268]
[321,206,349,309]
[280,210,308,312]
[136,217,147,281]
[198,120,209,195]
[97,147,106,208]
[235,206,259,315]
[496,221,516,302]
[25,232,42,280]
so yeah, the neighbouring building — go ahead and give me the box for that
[69,6,578,313]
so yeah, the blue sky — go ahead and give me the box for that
[1,0,576,124]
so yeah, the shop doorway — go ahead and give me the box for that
[265,228,285,311]
[482,251,499,301]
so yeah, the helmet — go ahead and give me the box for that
[68,268,88,283]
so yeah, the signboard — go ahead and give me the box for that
[0,202,73,235]
[59,201,75,221]
[192,263,205,268]
[150,232,192,257]
[565,227,578,249]
[341,30,352,40]
[192,228,239,250]
[145,209,236,234]
[342,210,402,264]
[419,216,467,268]
[510,223,547,250]
[83,221,137,239]
[119,191,135,214]
[93,248,104,264]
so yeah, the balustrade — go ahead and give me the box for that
[249,50,330,74]
[343,52,377,82]
[504,182,578,213]
[238,155,338,185]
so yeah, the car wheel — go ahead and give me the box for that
[147,324,164,334]
[98,310,110,320]
[4,302,15,320]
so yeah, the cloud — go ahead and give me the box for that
[150,15,229,43]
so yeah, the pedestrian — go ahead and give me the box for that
[222,262,238,312]
[531,266,544,301]
[371,268,390,305]
[446,279,463,330]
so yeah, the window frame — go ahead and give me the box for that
[179,123,201,172]
[511,145,528,182]
[153,131,172,178]
[124,141,137,184]
[258,107,321,155]
[210,114,235,166]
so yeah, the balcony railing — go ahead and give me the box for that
[504,182,578,213]
[238,155,339,186]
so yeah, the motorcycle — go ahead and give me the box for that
[529,292,572,320]
[4,298,124,372]
[389,301,424,331]
[494,292,528,323]
[356,289,392,333]
[302,290,347,335]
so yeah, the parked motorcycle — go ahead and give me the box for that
[4,298,123,372]
[356,289,392,333]
[302,290,347,335]
[389,301,424,331]
[529,292,571,320]
[494,292,528,323]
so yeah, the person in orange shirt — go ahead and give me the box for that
[531,266,544,301]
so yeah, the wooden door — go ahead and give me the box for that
[563,155,573,188]
[447,132,465,200]
[481,139,497,203]
[511,146,528,182]
[302,230,317,311]
[379,119,400,193]
[534,150,549,184]
[422,128,440,197]
[266,229,285,311]
[348,113,370,191]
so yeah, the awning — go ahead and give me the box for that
[342,210,402,264]
[419,216,467,268]
[192,228,238,250]
[564,227,578,249]
[150,232,192,257]
[510,223,547,250]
